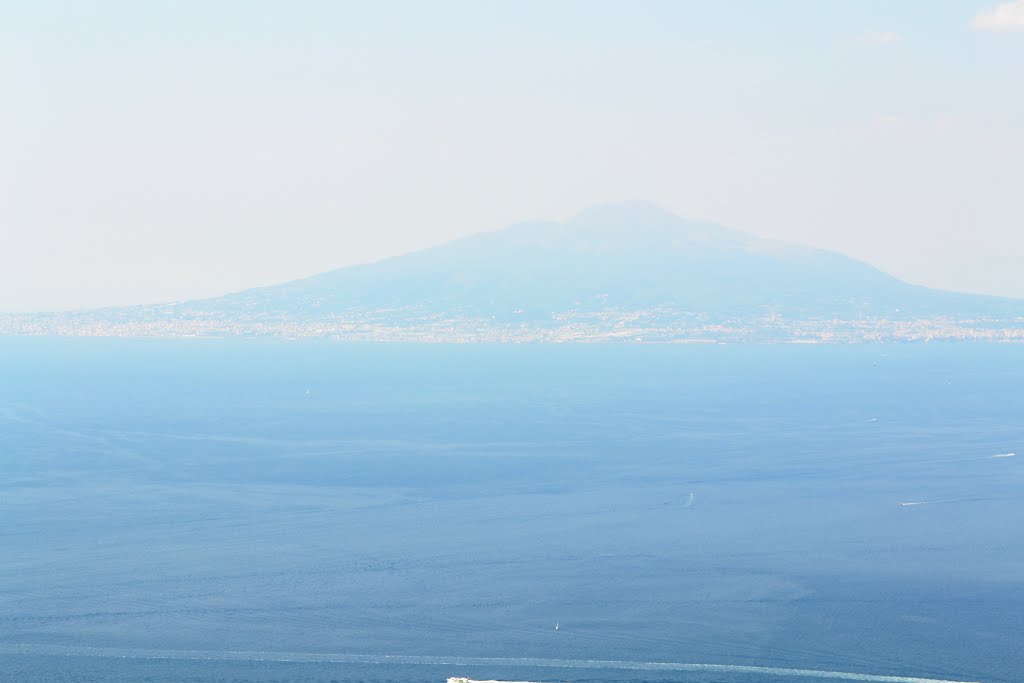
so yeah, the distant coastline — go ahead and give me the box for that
[2,308,1022,343]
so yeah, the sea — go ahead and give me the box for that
[0,339,1021,683]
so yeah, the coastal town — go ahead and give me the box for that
[3,305,1022,343]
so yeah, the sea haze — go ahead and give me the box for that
[0,340,1021,683]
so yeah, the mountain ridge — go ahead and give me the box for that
[3,202,1022,342]
[197,201,1017,318]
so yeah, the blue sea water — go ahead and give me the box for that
[0,339,1021,683]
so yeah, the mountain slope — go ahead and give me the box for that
[4,202,1022,342]
[195,201,1016,321]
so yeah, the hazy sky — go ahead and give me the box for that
[3,0,1023,312]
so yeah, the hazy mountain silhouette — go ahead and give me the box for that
[5,202,1021,341]
[187,201,1018,321]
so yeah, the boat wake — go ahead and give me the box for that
[0,644,981,683]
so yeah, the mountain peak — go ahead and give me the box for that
[564,201,751,246]
[569,200,682,225]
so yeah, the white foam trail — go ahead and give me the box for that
[0,644,981,683]
[899,498,966,507]
[904,451,1016,466]
[683,492,695,508]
